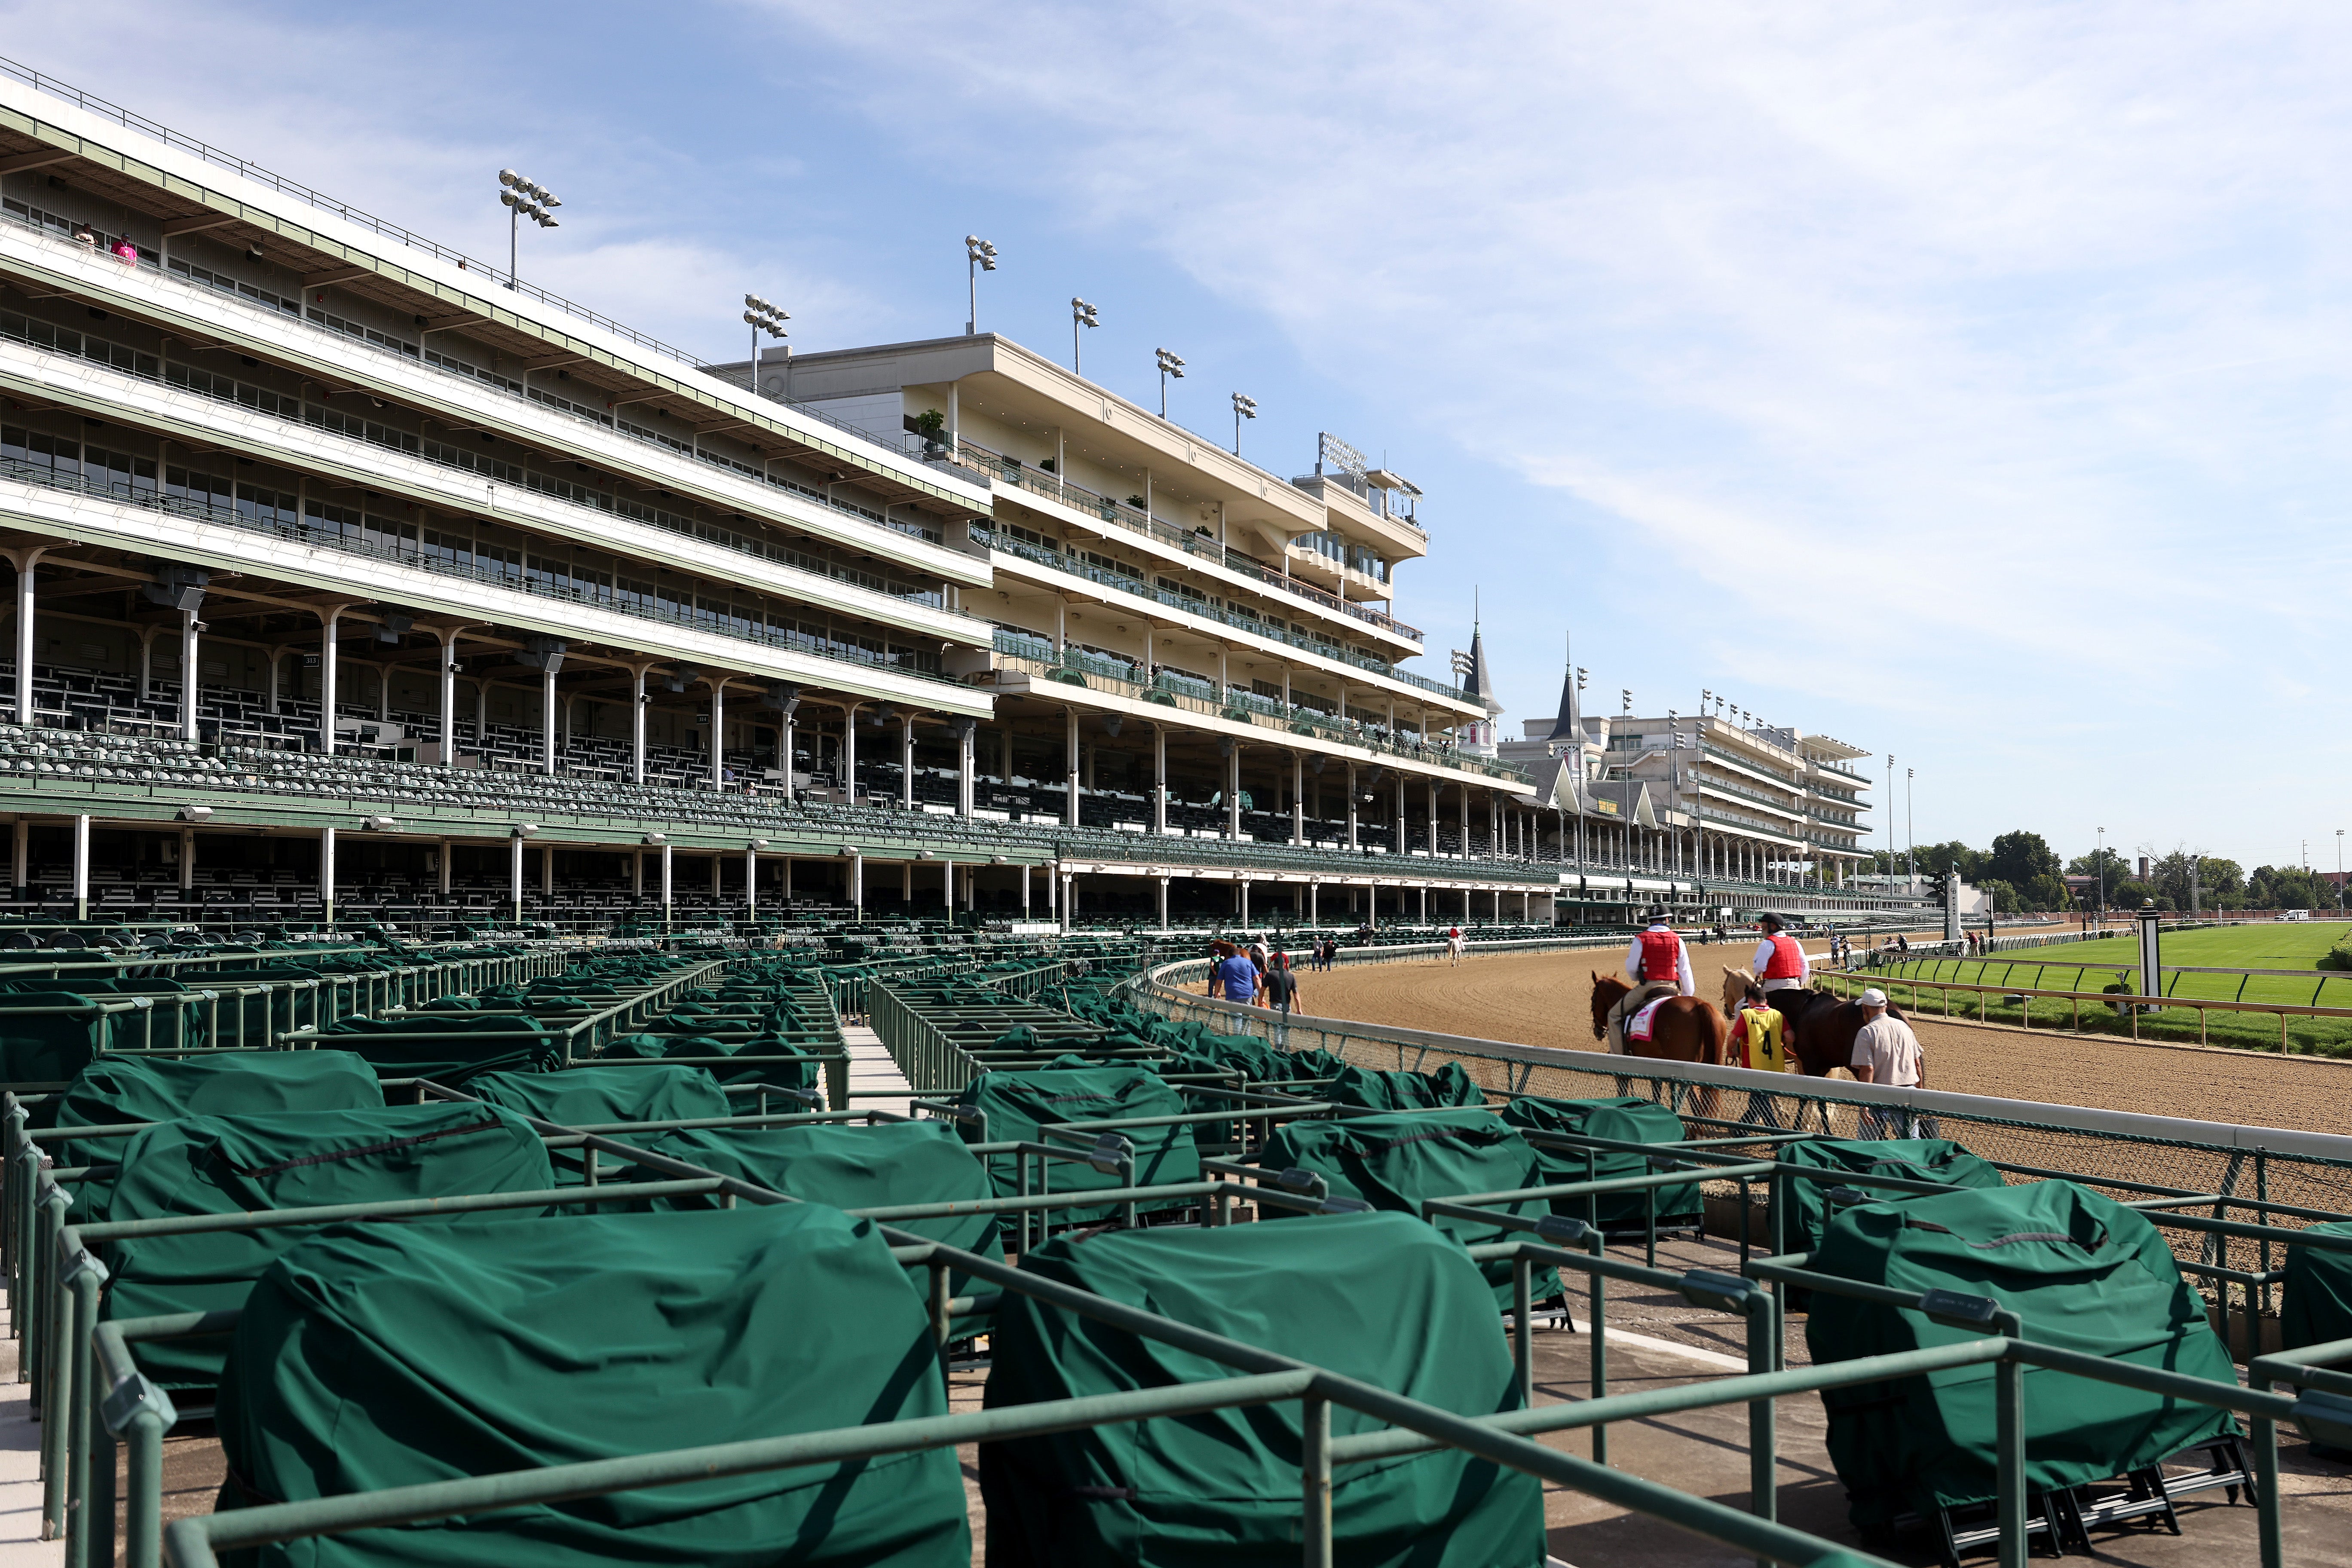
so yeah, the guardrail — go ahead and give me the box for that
[1815,965,2352,1053]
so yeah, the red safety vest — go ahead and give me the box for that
[1637,928,1681,983]
[1762,933,1805,980]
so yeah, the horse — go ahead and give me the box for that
[1588,973,1727,1066]
[1720,968,1864,1078]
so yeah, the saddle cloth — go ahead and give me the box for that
[1624,996,1671,1044]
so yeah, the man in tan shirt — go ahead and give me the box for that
[1850,988,1926,1137]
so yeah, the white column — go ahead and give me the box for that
[1059,868,1073,933]
[956,719,974,818]
[12,548,40,728]
[1240,877,1250,928]
[851,851,864,919]
[783,701,799,798]
[439,839,452,897]
[11,816,27,895]
[1291,753,1305,845]
[1064,709,1080,828]
[319,612,340,754]
[439,630,460,763]
[316,824,334,929]
[542,668,559,776]
[179,610,201,742]
[942,858,955,910]
[1154,726,1169,835]
[1309,882,1318,925]
[1157,876,1169,929]
[1226,744,1242,840]
[178,826,195,891]
[746,847,758,920]
[1345,765,1358,851]
[1394,777,1406,855]
[1022,864,1032,916]
[660,843,674,927]
[542,843,553,898]
[842,705,859,804]
[709,681,726,790]
[622,668,644,784]
[510,834,524,925]
[902,713,916,809]
[72,813,90,921]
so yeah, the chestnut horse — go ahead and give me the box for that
[1588,973,1727,1066]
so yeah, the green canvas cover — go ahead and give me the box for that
[1806,1179,2239,1532]
[1499,1095,1700,1226]
[600,1032,823,1096]
[956,1066,1200,1224]
[1323,1060,1487,1111]
[629,1121,1001,1286]
[467,1064,732,1130]
[981,1210,1545,1568]
[1255,1108,1559,1307]
[2281,1219,2352,1351]
[1779,1138,2007,1257]
[320,1014,560,1084]
[53,1050,383,1127]
[97,1104,555,1390]
[215,1205,968,1568]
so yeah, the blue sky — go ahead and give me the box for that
[10,0,2350,874]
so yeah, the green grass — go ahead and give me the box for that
[1863,921,2352,1057]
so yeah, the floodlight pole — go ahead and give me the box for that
[508,206,518,290]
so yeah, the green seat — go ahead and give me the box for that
[1323,1059,1487,1110]
[1255,1108,1559,1306]
[1807,1179,2239,1534]
[1778,1137,2007,1257]
[982,1211,1544,1567]
[217,1206,968,1567]
[1499,1095,1700,1227]
[319,1014,560,1085]
[2282,1219,2352,1352]
[467,1063,731,1130]
[96,1104,554,1390]
[956,1066,1199,1225]
[54,1050,383,1127]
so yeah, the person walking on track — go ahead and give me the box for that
[1261,951,1301,1041]
[1749,912,1810,998]
[1607,908,1694,1053]
[1850,987,1926,1136]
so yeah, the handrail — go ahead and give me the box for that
[1815,965,2352,1052]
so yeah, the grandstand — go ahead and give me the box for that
[0,63,1933,939]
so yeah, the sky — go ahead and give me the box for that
[7,0,2349,874]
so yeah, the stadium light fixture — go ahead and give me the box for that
[742,294,790,395]
[496,168,562,290]
[1231,391,1256,455]
[1620,689,1632,715]
[1155,348,1186,417]
[1071,297,1099,372]
[965,235,998,334]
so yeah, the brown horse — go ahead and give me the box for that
[1721,967,1905,1078]
[1588,973,1727,1066]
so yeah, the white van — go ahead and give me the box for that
[2283,909,2311,922]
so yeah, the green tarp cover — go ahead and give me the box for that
[1324,1060,1487,1111]
[1254,1108,1559,1307]
[54,1050,383,1128]
[956,1066,1200,1225]
[98,1104,555,1390]
[2282,1219,2352,1351]
[600,1032,823,1096]
[1807,1179,2238,1531]
[629,1121,1001,1281]
[216,1205,968,1568]
[467,1065,732,1130]
[320,1015,561,1084]
[1498,1096,1700,1225]
[981,1210,1545,1568]
[1779,1138,2007,1258]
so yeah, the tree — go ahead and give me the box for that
[2024,872,2070,911]
[2066,847,2132,880]
[1912,841,1985,882]
[1976,877,2020,913]
[1987,831,2059,889]
[2108,877,2155,908]
[2147,848,2241,913]
[2247,865,2320,910]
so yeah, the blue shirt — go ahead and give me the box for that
[1214,955,1257,1001]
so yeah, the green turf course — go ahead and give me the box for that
[1862,922,2352,1057]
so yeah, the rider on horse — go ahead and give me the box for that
[1749,913,1810,998]
[1608,907,1694,1053]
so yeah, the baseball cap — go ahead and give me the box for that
[1859,988,1887,1008]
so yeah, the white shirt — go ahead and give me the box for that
[1749,937,1811,991]
[1851,1014,1924,1087]
[1623,929,1696,995]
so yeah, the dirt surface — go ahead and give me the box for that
[1297,932,2352,1137]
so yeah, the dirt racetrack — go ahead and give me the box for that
[1297,938,2352,1138]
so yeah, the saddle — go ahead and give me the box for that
[1607,980,1679,1054]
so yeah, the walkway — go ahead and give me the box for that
[839,1021,914,1119]
[0,1311,59,1567]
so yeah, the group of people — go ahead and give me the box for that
[1204,937,1304,1017]
[1620,908,1927,1127]
[70,220,141,266]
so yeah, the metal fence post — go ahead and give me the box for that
[1994,1344,2025,1568]
[1301,1394,1333,1568]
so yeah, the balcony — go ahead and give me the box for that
[986,640,1532,788]
[959,438,1424,644]
[972,525,1466,705]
